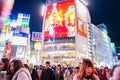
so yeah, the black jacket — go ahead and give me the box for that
[55,71,64,80]
[40,68,54,80]
[31,69,39,80]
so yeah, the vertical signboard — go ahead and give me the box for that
[75,0,90,38]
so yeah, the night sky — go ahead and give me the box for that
[11,0,120,47]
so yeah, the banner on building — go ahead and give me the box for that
[32,32,42,41]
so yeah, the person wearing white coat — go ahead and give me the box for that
[8,59,32,80]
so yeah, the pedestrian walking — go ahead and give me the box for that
[77,59,99,80]
[8,59,32,80]
[40,61,54,80]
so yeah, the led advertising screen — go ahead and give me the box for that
[32,32,42,41]
[12,37,28,46]
[75,0,90,38]
[12,32,28,46]
[44,0,75,39]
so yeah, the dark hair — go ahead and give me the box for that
[75,66,79,70]
[82,59,93,67]
[46,61,50,65]
[57,64,62,70]
[13,60,24,73]
[9,60,24,74]
[58,64,61,67]
[8,59,24,80]
[78,59,95,80]
[1,58,9,71]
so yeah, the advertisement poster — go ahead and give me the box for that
[44,0,75,39]
[75,0,89,38]
[12,32,28,46]
[16,46,25,58]
[32,32,42,41]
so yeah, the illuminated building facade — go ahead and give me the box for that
[0,0,14,59]
[42,0,91,64]
[10,13,30,60]
[92,24,113,67]
[111,43,118,65]
[0,13,30,60]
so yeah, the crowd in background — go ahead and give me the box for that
[0,58,120,80]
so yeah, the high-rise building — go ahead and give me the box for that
[17,13,30,27]
[111,43,118,65]
[42,0,91,65]
[92,24,113,67]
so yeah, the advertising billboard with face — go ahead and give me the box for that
[44,0,75,39]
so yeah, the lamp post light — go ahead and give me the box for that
[40,4,45,17]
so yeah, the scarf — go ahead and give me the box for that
[83,74,92,80]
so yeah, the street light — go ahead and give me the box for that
[40,4,45,16]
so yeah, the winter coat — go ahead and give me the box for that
[40,68,54,80]
[12,68,32,80]
[30,69,39,80]
[55,71,64,80]
[36,68,42,79]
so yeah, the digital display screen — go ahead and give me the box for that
[44,1,75,39]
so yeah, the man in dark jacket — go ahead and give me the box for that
[40,61,54,80]
[29,63,39,80]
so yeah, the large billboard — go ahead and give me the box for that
[44,0,75,39]
[12,32,28,46]
[75,0,90,38]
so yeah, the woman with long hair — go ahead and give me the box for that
[0,58,9,71]
[0,58,9,79]
[77,59,99,80]
[8,59,32,80]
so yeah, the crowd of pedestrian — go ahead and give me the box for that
[0,58,120,80]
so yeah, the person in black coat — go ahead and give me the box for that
[40,61,54,80]
[29,64,39,80]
